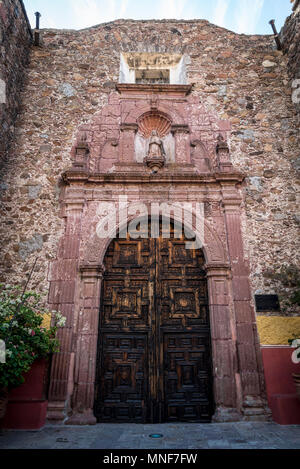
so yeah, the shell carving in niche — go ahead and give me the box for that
[137,112,172,138]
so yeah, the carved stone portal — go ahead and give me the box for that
[47,86,270,425]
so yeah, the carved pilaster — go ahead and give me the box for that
[47,201,85,423]
[66,264,105,425]
[221,195,270,419]
[171,124,191,164]
[205,263,239,415]
[120,123,138,162]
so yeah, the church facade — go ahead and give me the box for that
[1,0,300,426]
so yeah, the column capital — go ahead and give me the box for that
[79,264,105,279]
[205,263,231,277]
[171,124,190,134]
[65,199,85,212]
[120,123,138,132]
[222,198,243,209]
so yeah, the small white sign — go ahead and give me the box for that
[292,79,300,104]
[0,339,5,363]
[0,79,6,104]
[291,339,300,364]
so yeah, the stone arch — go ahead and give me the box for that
[94,215,215,423]
[82,202,228,268]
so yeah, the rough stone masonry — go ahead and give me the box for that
[0,0,32,164]
[1,0,300,426]
[0,11,299,316]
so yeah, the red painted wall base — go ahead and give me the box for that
[0,358,49,430]
[261,346,300,425]
[1,400,48,430]
[270,394,300,425]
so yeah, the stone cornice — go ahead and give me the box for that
[116,83,192,96]
[62,169,245,185]
[215,172,245,183]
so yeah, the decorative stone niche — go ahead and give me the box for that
[134,111,175,164]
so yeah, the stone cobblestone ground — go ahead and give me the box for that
[0,422,299,449]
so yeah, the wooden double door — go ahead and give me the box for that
[94,221,214,423]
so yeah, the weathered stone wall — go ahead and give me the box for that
[281,0,300,81]
[0,18,299,316]
[0,0,32,164]
[281,0,300,131]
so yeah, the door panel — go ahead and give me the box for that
[95,333,148,422]
[163,333,212,422]
[95,221,213,422]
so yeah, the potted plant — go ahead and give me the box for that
[289,337,300,401]
[0,283,66,419]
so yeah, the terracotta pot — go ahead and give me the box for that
[0,387,8,419]
[292,373,300,401]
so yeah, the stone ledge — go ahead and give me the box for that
[116,83,192,96]
[62,169,245,185]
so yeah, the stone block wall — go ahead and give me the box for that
[0,0,32,164]
[0,18,299,317]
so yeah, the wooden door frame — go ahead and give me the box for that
[93,227,214,423]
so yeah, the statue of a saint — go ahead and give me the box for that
[147,130,165,158]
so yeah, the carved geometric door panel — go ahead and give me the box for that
[94,334,148,422]
[163,333,212,422]
[94,220,214,423]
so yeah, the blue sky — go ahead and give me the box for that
[23,0,293,34]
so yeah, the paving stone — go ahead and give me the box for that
[207,439,230,449]
[0,423,299,449]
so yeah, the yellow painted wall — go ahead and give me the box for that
[41,313,52,330]
[256,316,300,345]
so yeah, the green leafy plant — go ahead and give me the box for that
[0,284,66,389]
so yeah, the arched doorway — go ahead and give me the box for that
[94,219,214,423]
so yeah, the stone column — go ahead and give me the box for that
[47,200,84,422]
[66,265,104,425]
[120,123,138,162]
[206,263,241,422]
[171,124,190,164]
[221,184,269,420]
